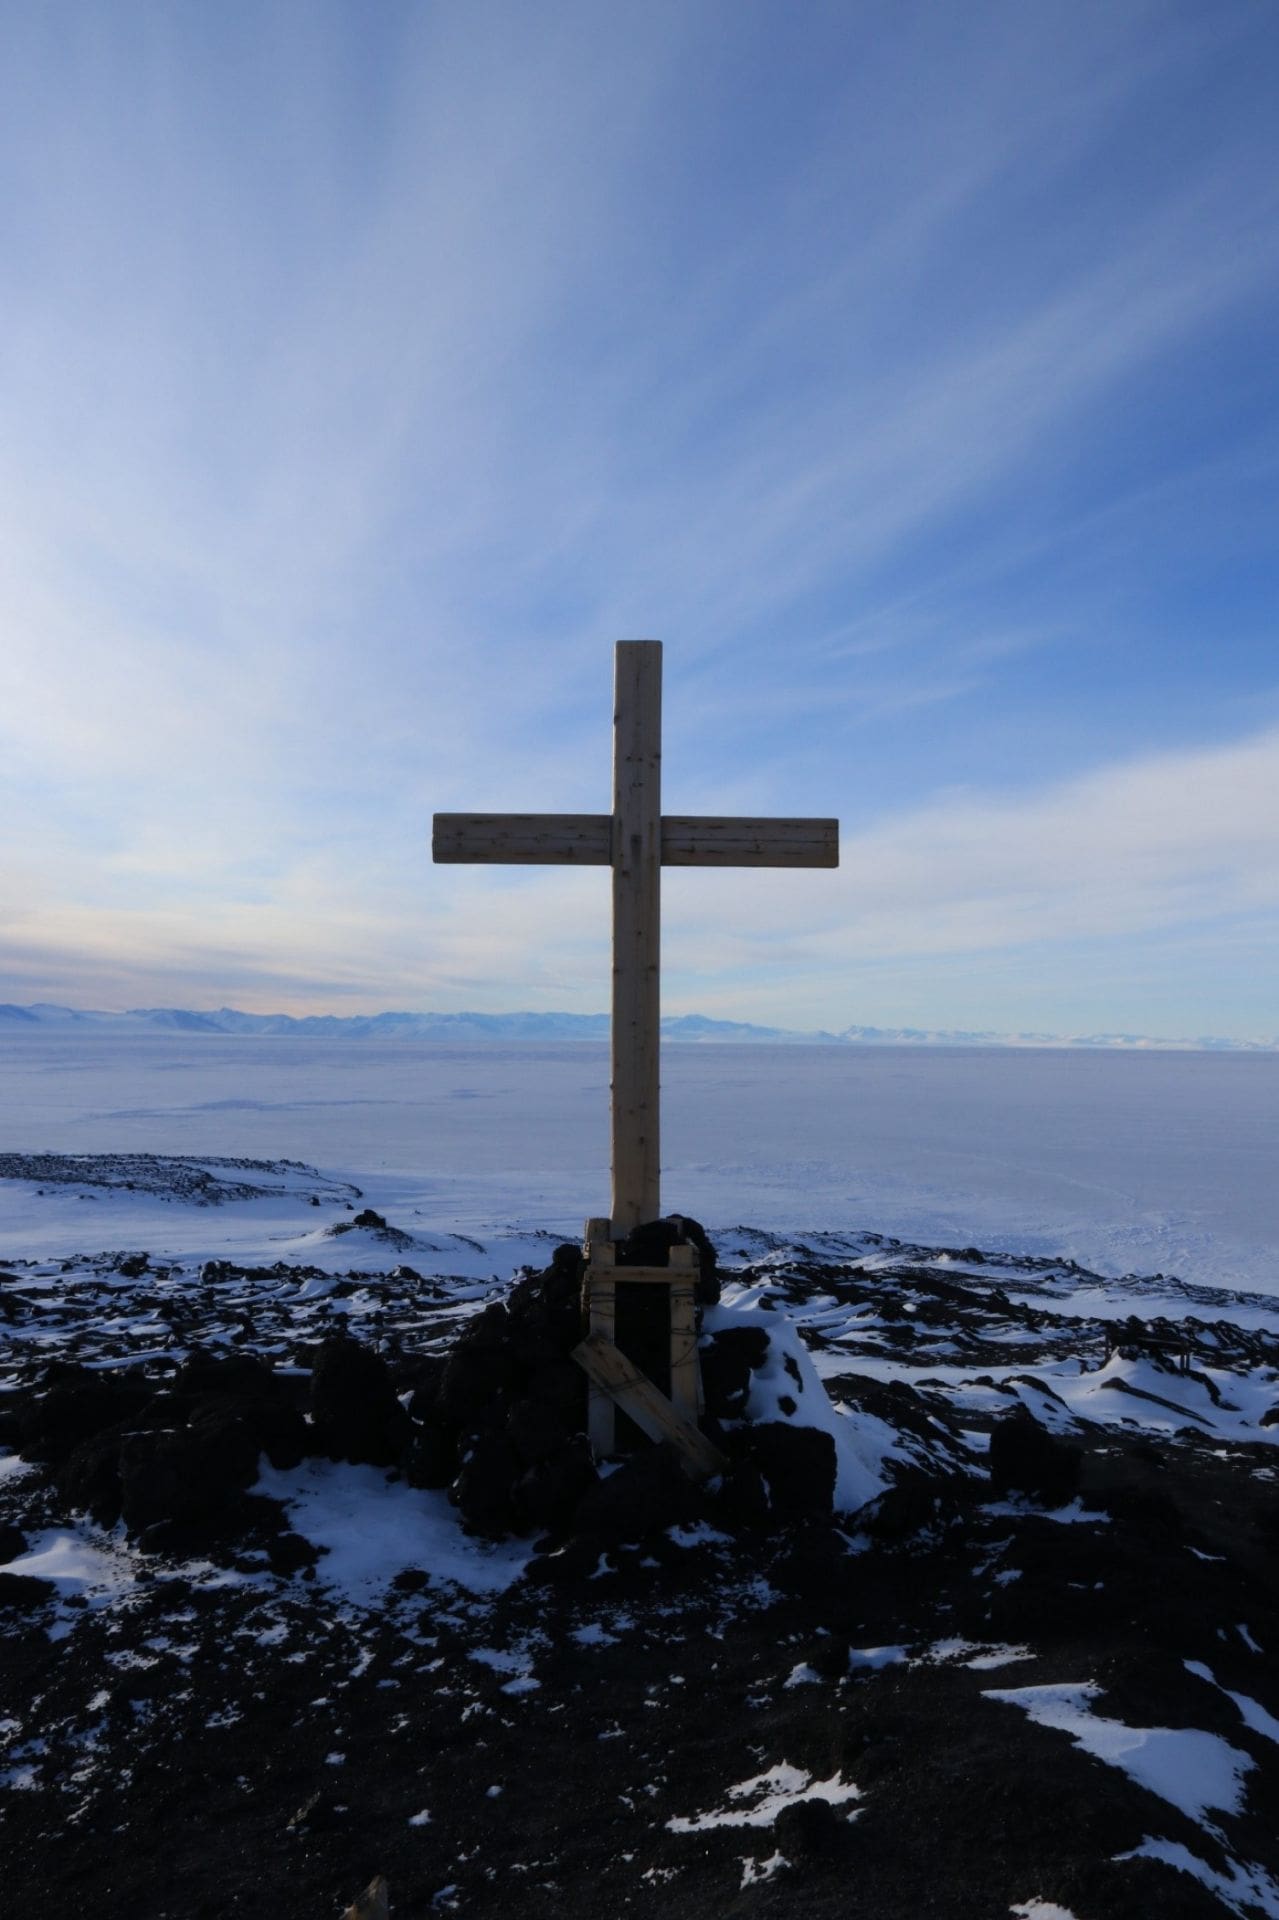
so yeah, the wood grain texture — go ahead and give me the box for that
[668,1281,700,1419]
[432,813,611,864]
[661,815,839,867]
[611,641,662,1231]
[432,813,838,868]
[585,1274,617,1455]
[433,640,840,1248]
[571,1332,727,1479]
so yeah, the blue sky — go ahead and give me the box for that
[1,0,1277,1038]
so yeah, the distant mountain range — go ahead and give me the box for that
[1,1002,1275,1051]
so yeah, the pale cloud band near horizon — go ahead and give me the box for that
[2,720,1275,1042]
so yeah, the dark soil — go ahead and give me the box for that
[2,1211,1277,1919]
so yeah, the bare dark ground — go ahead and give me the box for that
[1,1183,1277,1918]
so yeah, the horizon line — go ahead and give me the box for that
[3,1000,1276,1053]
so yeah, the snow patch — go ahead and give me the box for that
[1116,1837,1279,1919]
[984,1681,1254,1823]
[668,1762,861,1832]
[1184,1661,1279,1746]
[706,1293,903,1511]
[784,1662,821,1688]
[848,1645,908,1672]
[256,1460,533,1604]
[740,1851,790,1886]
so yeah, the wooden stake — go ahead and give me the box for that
[611,641,662,1233]
[583,1230,618,1454]
[668,1280,699,1419]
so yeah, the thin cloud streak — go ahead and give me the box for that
[3,725,1276,1039]
[0,4,1276,1033]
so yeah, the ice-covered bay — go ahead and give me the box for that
[1,1032,1277,1294]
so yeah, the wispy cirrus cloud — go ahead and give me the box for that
[0,2,1276,1030]
[3,723,1275,1041]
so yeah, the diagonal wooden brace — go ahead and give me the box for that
[571,1332,727,1482]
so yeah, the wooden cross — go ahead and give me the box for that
[433,639,838,1236]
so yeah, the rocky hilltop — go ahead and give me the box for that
[1,1157,1277,1917]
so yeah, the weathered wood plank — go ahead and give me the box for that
[585,1264,688,1285]
[661,816,839,867]
[434,812,838,868]
[432,813,611,864]
[585,1274,617,1454]
[572,1331,727,1479]
[433,639,841,1245]
[668,1281,699,1419]
[611,641,662,1232]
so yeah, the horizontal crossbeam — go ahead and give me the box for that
[434,813,610,864]
[433,813,838,868]
[663,816,838,867]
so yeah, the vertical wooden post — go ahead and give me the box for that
[667,1243,700,1421]
[583,1221,618,1455]
[611,640,662,1233]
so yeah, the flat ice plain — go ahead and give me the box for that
[1,1031,1277,1295]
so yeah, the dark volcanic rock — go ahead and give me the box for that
[218,1394,309,1472]
[0,1521,29,1561]
[310,1335,410,1466]
[616,1219,683,1267]
[4,1195,1279,1918]
[572,1442,702,1539]
[60,1425,130,1526]
[714,1455,772,1528]
[403,1355,447,1422]
[264,1529,322,1577]
[0,1570,54,1612]
[119,1406,261,1532]
[617,1214,720,1305]
[773,1793,850,1857]
[507,1394,574,1466]
[439,1343,522,1425]
[513,1435,598,1534]
[863,1465,968,1543]
[747,1420,837,1522]
[175,1348,280,1399]
[403,1421,459,1490]
[453,1431,522,1537]
[523,1359,587,1428]
[58,1382,308,1530]
[457,1302,512,1350]
[989,1405,1082,1504]
[708,1322,771,1370]
[323,1206,415,1250]
[699,1326,768,1419]
[18,1366,153,1466]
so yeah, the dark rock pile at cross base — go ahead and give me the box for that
[403,1215,859,1546]
[1,1218,867,1564]
[3,1196,1279,1920]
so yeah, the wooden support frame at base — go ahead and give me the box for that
[579,1220,714,1474]
[572,1332,727,1482]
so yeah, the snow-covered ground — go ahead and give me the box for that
[1,1031,1277,1292]
[2,1125,1277,1916]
